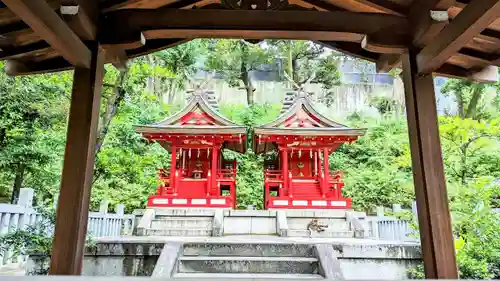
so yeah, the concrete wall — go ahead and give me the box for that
[223,210,277,235]
[27,243,164,276]
[333,243,421,279]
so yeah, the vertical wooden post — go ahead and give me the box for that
[322,148,329,197]
[281,148,288,196]
[50,43,104,275]
[170,145,177,195]
[211,145,219,196]
[401,49,458,279]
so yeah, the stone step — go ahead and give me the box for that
[146,228,212,236]
[151,218,213,229]
[177,256,319,274]
[287,218,349,231]
[173,273,324,279]
[287,229,354,238]
[153,208,216,217]
[183,243,315,257]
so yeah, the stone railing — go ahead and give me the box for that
[0,188,135,267]
[369,203,419,242]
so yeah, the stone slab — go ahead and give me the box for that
[173,273,324,279]
[177,257,319,274]
[152,243,181,277]
[182,243,315,257]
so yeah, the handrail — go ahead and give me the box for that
[264,169,284,181]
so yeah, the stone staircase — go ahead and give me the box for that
[286,210,355,238]
[137,209,218,237]
[172,242,324,279]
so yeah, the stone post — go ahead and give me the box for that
[99,200,109,214]
[18,188,34,207]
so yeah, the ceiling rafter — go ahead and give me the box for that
[351,0,407,16]
[417,0,500,74]
[2,0,91,68]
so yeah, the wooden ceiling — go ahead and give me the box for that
[1,0,500,82]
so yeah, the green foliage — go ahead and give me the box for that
[267,40,342,89]
[205,40,272,87]
[331,117,414,211]
[439,117,500,185]
[441,78,491,120]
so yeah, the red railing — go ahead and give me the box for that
[264,170,284,181]
[217,168,236,179]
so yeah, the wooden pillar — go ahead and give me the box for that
[211,145,219,196]
[281,148,288,196]
[50,43,104,275]
[401,49,458,279]
[322,148,329,197]
[170,145,177,195]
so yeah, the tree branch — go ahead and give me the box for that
[95,67,129,156]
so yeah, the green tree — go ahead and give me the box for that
[0,65,71,203]
[205,39,273,105]
[439,117,500,185]
[268,40,342,90]
[441,79,488,120]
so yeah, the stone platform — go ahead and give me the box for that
[134,208,371,238]
[32,235,419,279]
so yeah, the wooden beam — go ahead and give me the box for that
[0,41,51,60]
[126,38,188,58]
[417,0,500,74]
[361,34,406,54]
[142,29,364,42]
[435,63,498,83]
[376,54,401,72]
[296,0,344,11]
[49,43,104,275]
[2,0,91,68]
[5,57,72,76]
[60,4,96,40]
[352,0,406,16]
[102,0,179,11]
[318,41,378,62]
[101,9,409,38]
[104,47,129,70]
[401,48,458,279]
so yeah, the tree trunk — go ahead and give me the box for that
[11,163,26,204]
[464,85,483,119]
[95,67,129,156]
[455,92,466,119]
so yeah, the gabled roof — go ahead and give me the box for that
[253,91,366,153]
[254,91,366,137]
[136,89,246,152]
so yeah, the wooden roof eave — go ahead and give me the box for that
[254,127,367,136]
[135,125,247,135]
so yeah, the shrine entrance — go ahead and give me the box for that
[254,91,366,209]
[136,89,246,209]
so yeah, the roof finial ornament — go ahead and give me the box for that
[185,72,215,99]
[283,71,315,100]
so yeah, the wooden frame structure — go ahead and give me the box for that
[3,0,500,277]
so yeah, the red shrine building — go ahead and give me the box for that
[254,92,366,209]
[136,90,246,208]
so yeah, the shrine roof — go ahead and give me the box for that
[253,91,365,153]
[254,91,366,137]
[136,89,246,152]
